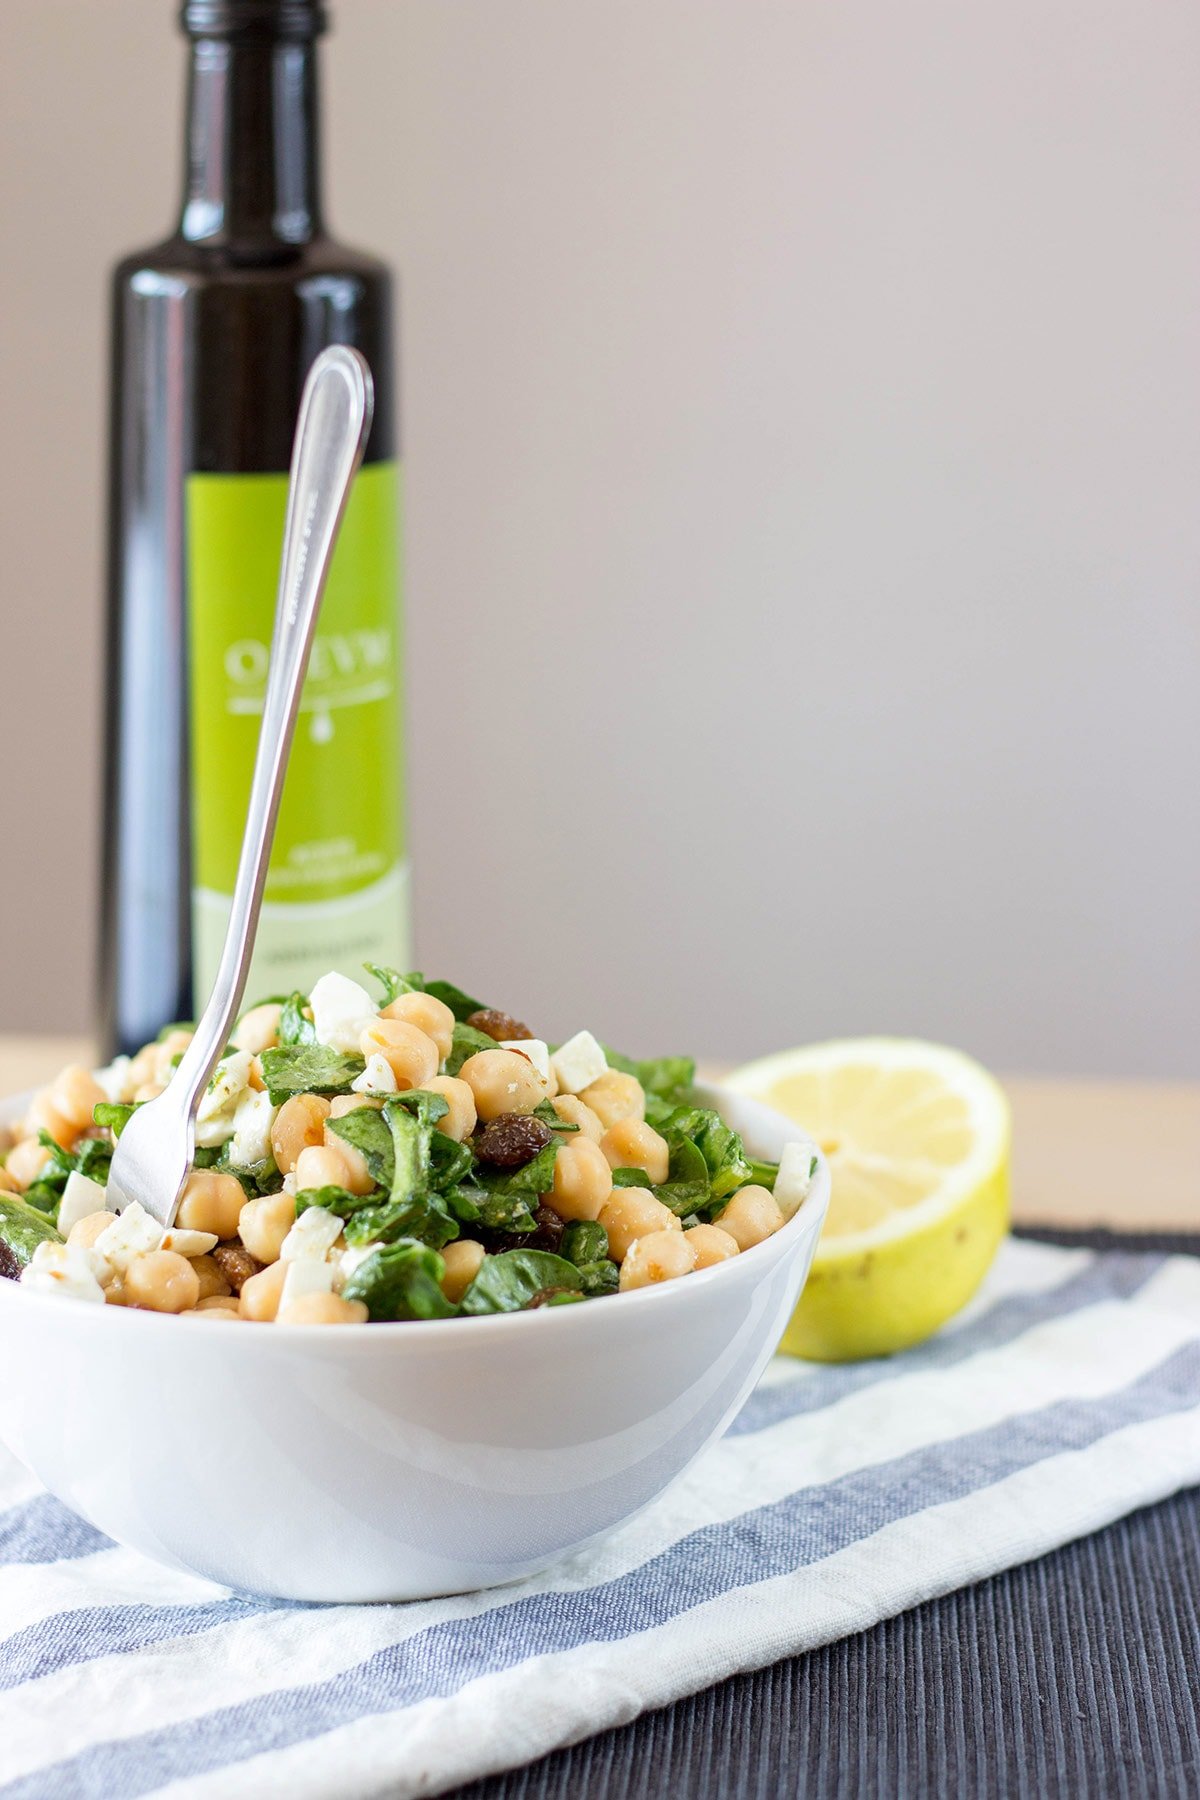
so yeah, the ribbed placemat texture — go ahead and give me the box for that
[448,1229,1200,1800]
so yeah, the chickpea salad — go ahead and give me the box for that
[0,968,817,1325]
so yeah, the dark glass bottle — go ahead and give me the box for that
[101,0,406,1056]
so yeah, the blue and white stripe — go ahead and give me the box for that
[1,1239,1198,1800]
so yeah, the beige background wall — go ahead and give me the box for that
[1,0,1197,1075]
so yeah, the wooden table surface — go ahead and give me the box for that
[0,1037,1195,1231]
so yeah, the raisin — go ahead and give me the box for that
[526,1203,566,1254]
[466,1008,533,1043]
[211,1243,263,1294]
[476,1112,553,1170]
[0,1243,20,1283]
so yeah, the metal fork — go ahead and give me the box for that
[106,346,374,1227]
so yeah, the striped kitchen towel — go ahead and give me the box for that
[1,1237,1199,1799]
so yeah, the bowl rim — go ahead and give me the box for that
[0,1082,829,1346]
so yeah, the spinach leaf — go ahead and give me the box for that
[534,1097,575,1133]
[656,1105,752,1203]
[460,1249,584,1315]
[611,1166,651,1189]
[364,964,421,1006]
[749,1157,783,1188]
[215,1146,280,1199]
[0,1194,62,1272]
[560,1220,607,1266]
[653,1137,711,1216]
[343,1190,458,1252]
[428,1130,474,1190]
[295,1183,370,1217]
[544,1290,587,1307]
[341,1238,455,1321]
[444,1022,499,1077]
[577,1259,619,1297]
[261,1043,365,1102]
[278,992,317,1046]
[93,1100,137,1139]
[327,1107,392,1189]
[34,1130,114,1201]
[477,1139,558,1200]
[423,978,486,1022]
[603,1048,696,1105]
[444,1182,538,1235]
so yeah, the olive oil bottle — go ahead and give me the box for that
[101,0,406,1054]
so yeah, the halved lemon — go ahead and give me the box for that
[726,1039,1010,1361]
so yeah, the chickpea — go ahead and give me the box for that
[598,1189,681,1262]
[459,1049,547,1123]
[329,1093,384,1117]
[247,1057,267,1092]
[277,1292,370,1326]
[548,1137,614,1222]
[190,1253,232,1300]
[440,1238,485,1302]
[239,1259,289,1322]
[0,1166,19,1195]
[6,1137,52,1190]
[600,1118,669,1184]
[270,1092,331,1174]
[684,1223,740,1269]
[715,1185,784,1251]
[195,1293,241,1312]
[26,1093,76,1150]
[359,1020,440,1091]
[123,1250,201,1314]
[67,1210,117,1251]
[551,1094,603,1143]
[296,1141,373,1198]
[619,1230,697,1291]
[381,991,455,1060]
[52,1065,107,1134]
[232,1001,283,1056]
[126,1045,159,1090]
[176,1171,247,1240]
[134,1082,166,1104]
[153,1028,194,1086]
[184,1305,243,1322]
[239,1192,296,1264]
[423,1076,476,1142]
[579,1070,645,1131]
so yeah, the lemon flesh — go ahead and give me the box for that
[726,1039,1010,1362]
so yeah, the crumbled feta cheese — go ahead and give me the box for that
[94,1056,133,1104]
[309,971,377,1055]
[351,1053,399,1095]
[281,1170,298,1197]
[773,1137,819,1220]
[159,1227,219,1258]
[339,1241,380,1282]
[501,1038,551,1083]
[280,1205,345,1263]
[57,1170,113,1238]
[21,1241,107,1304]
[95,1201,164,1273]
[550,1030,608,1096]
[279,1257,335,1312]
[229,1087,278,1168]
[195,1051,255,1149]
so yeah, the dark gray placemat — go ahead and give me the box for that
[446,1229,1200,1800]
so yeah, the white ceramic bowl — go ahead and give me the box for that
[0,1084,827,1601]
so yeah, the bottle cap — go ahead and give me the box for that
[181,1,328,39]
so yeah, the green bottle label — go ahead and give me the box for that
[185,460,408,1010]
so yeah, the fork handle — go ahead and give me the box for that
[172,347,374,1115]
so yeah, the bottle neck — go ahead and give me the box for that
[180,36,323,248]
